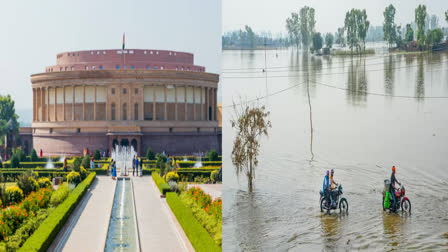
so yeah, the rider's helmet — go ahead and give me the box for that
[392,166,396,173]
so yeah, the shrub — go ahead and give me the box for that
[81,156,91,169]
[168,181,179,193]
[93,150,101,160]
[5,186,24,205]
[0,205,28,241]
[72,157,82,172]
[21,188,52,214]
[155,153,167,170]
[50,183,70,207]
[67,171,81,185]
[0,159,2,169]
[38,178,52,188]
[146,147,155,160]
[166,192,221,251]
[10,154,20,168]
[79,167,87,180]
[19,173,96,252]
[30,149,38,162]
[17,171,39,195]
[166,171,179,183]
[208,149,219,161]
[152,172,171,195]
[210,170,219,182]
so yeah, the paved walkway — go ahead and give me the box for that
[49,176,116,252]
[188,183,222,199]
[132,176,193,252]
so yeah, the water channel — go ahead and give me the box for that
[222,47,448,251]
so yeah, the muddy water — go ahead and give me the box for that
[222,48,448,251]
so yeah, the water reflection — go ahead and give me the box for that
[382,212,411,250]
[346,57,368,105]
[384,55,394,96]
[320,213,350,251]
[416,56,425,99]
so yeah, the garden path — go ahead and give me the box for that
[49,176,116,252]
[132,176,193,252]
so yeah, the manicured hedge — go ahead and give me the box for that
[177,161,222,168]
[0,162,63,169]
[142,168,158,175]
[23,156,61,162]
[166,192,220,252]
[18,172,96,252]
[178,171,215,180]
[151,172,171,195]
[0,171,70,180]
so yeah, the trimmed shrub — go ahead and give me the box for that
[166,172,179,183]
[72,157,82,172]
[67,171,81,185]
[17,171,39,195]
[38,178,52,188]
[19,173,96,252]
[166,192,221,252]
[152,172,171,195]
[93,150,101,161]
[50,183,70,207]
[81,156,91,169]
[155,153,167,169]
[5,186,24,205]
[79,167,87,180]
[207,149,219,161]
[10,154,20,168]
[210,170,219,182]
[30,149,38,162]
[146,147,155,160]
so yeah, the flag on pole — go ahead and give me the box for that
[121,33,125,58]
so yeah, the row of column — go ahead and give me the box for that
[32,85,218,122]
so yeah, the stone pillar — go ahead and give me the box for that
[175,85,178,120]
[72,85,75,121]
[54,86,57,121]
[200,87,203,121]
[128,85,131,120]
[47,87,50,121]
[212,88,216,121]
[152,85,156,121]
[164,85,167,120]
[193,86,196,120]
[140,86,144,120]
[40,88,44,122]
[94,86,97,120]
[82,85,86,120]
[63,86,66,121]
[105,87,109,121]
[184,85,187,121]
[32,89,35,121]
[206,87,209,121]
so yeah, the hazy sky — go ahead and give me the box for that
[223,0,448,34]
[0,0,221,114]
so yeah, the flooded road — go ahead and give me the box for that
[222,48,448,251]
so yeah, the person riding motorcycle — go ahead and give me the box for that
[330,169,339,207]
[322,170,331,206]
[390,166,401,210]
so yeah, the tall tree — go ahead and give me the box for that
[299,6,316,48]
[445,10,448,24]
[231,103,271,192]
[383,4,396,48]
[325,33,334,48]
[336,27,345,45]
[0,95,19,146]
[245,25,256,49]
[430,14,439,29]
[415,4,427,49]
[344,9,369,52]
[405,24,414,42]
[312,32,323,52]
[357,9,370,51]
[345,9,358,52]
[286,13,301,48]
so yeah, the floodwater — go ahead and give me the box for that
[105,178,139,251]
[222,47,448,251]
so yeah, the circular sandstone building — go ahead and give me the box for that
[29,49,221,156]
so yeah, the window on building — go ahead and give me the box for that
[130,65,134,69]
[169,128,173,133]
[111,88,115,95]
[144,51,147,54]
[123,88,127,94]
[60,67,63,71]
[92,66,96,70]
[116,65,120,69]
[153,66,157,70]
[103,51,106,54]
[134,103,138,120]
[156,51,159,55]
[174,52,176,56]
[65,66,68,71]
[135,88,138,94]
[146,65,150,70]
[123,65,127,69]
[111,103,116,120]
[77,128,81,133]
[97,51,100,54]
[197,128,200,133]
[160,66,164,70]
[169,52,172,55]
[130,50,134,54]
[99,65,103,70]
[122,103,127,120]
[50,128,53,134]
[150,51,153,54]
[71,66,74,71]
[85,66,89,70]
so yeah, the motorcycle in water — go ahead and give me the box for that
[319,184,348,213]
[382,179,411,213]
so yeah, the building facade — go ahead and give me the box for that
[27,49,221,156]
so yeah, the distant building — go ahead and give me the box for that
[21,49,221,156]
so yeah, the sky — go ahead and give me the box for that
[223,0,448,35]
[0,0,221,121]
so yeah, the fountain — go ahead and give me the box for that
[111,145,137,176]
[105,178,139,251]
[183,156,188,162]
[59,156,65,163]
[193,152,203,168]
[45,158,55,169]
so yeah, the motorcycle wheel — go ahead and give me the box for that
[320,197,329,213]
[339,198,348,213]
[401,199,411,213]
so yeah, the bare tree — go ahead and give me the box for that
[231,102,271,192]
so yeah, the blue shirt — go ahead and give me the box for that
[323,175,330,194]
